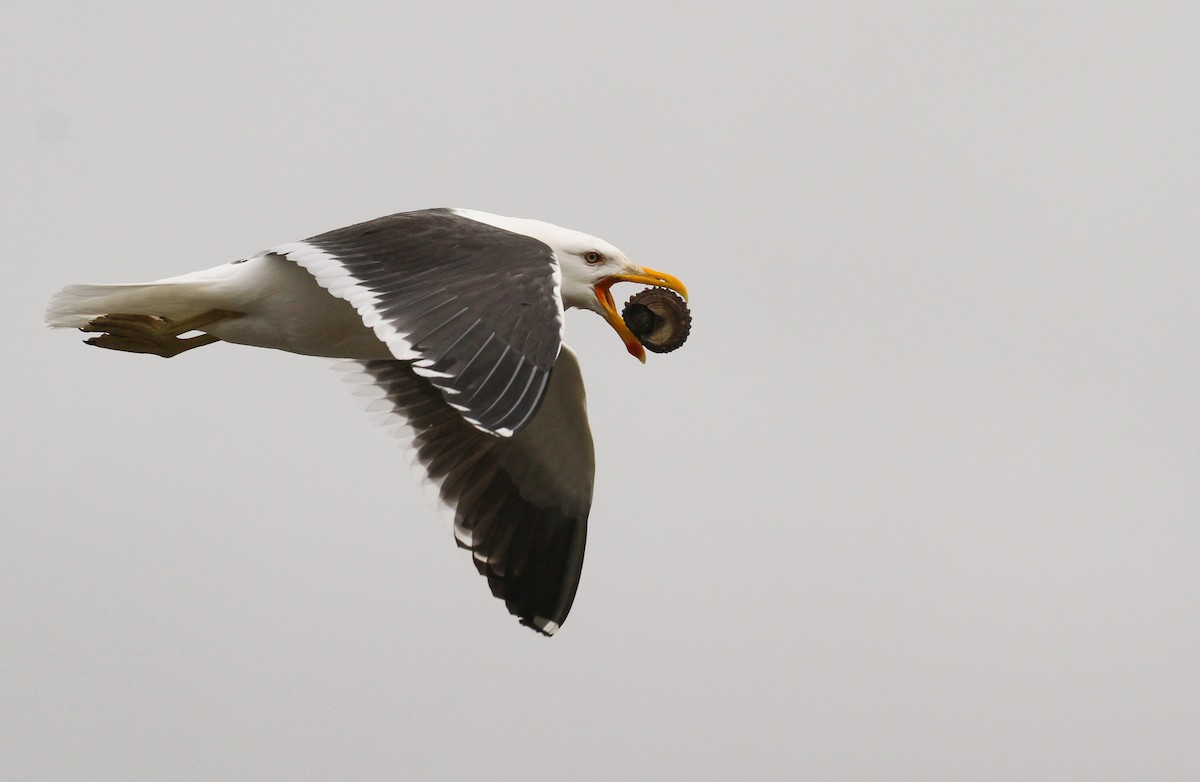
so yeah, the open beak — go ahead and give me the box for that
[594,266,689,362]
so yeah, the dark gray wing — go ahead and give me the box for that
[345,346,594,635]
[275,209,563,437]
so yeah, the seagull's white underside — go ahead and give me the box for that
[48,253,395,360]
[165,254,395,359]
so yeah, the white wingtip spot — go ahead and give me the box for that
[534,618,560,635]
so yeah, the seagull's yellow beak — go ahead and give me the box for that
[594,266,689,363]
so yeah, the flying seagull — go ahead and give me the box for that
[45,208,689,635]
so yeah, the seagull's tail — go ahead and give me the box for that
[45,281,216,328]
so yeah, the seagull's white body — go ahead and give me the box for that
[46,208,688,635]
[49,210,622,360]
[158,255,394,359]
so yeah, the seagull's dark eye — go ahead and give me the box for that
[583,250,604,265]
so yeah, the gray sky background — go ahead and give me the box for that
[3,2,1197,779]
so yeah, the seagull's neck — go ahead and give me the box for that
[450,208,601,256]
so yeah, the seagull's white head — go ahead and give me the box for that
[453,209,689,362]
[552,237,688,363]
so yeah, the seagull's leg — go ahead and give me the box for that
[81,310,242,358]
